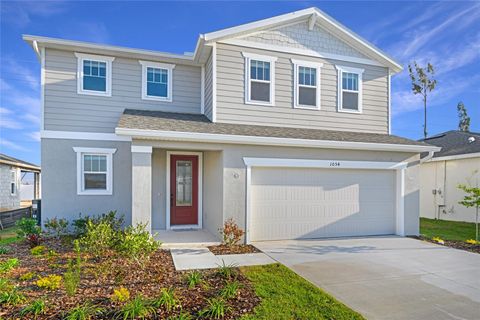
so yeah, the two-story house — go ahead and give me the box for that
[24,7,439,242]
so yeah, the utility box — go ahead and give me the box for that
[32,199,41,226]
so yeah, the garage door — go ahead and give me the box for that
[250,167,396,241]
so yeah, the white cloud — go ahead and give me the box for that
[26,131,40,142]
[1,1,69,28]
[0,138,28,152]
[59,21,112,44]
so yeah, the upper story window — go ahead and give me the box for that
[139,61,175,102]
[73,147,116,195]
[335,65,364,113]
[242,52,277,106]
[291,59,323,109]
[10,168,17,195]
[75,53,114,97]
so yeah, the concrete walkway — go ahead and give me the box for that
[171,247,275,271]
[255,236,480,320]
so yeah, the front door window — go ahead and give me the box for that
[176,160,192,206]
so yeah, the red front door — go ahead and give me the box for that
[170,154,198,225]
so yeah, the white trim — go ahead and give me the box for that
[200,65,205,114]
[41,130,132,142]
[40,47,45,131]
[138,60,175,102]
[223,39,383,67]
[131,146,152,153]
[242,157,407,243]
[426,152,480,162]
[115,127,441,153]
[291,59,323,110]
[166,151,203,230]
[201,7,403,72]
[73,147,116,196]
[308,13,317,31]
[75,52,114,97]
[336,65,364,114]
[212,43,217,122]
[388,73,392,134]
[242,52,277,106]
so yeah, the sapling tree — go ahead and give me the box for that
[457,101,470,132]
[408,61,437,139]
[458,179,480,242]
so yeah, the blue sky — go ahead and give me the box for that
[1,1,479,165]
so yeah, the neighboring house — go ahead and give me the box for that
[24,7,438,242]
[420,131,480,223]
[0,154,41,210]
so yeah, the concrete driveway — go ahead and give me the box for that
[254,237,480,320]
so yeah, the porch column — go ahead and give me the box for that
[131,146,152,233]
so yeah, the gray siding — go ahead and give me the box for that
[204,53,213,120]
[41,138,132,225]
[215,42,389,133]
[44,49,202,133]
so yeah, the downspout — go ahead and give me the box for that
[420,150,435,163]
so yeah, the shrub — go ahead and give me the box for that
[20,299,47,318]
[16,217,41,238]
[19,271,36,281]
[30,245,46,256]
[116,295,156,320]
[74,211,124,237]
[0,246,9,254]
[64,260,81,296]
[26,233,42,247]
[44,217,69,238]
[116,223,160,265]
[220,280,241,299]
[64,301,105,320]
[216,260,238,280]
[0,258,19,274]
[80,219,117,257]
[111,286,130,303]
[151,288,178,312]
[199,298,230,319]
[218,218,244,247]
[0,287,26,306]
[36,274,62,290]
[466,239,479,245]
[185,270,202,288]
[432,236,445,244]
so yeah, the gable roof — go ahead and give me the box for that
[0,154,41,172]
[116,109,438,153]
[196,7,403,73]
[420,131,480,160]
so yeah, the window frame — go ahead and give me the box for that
[73,147,116,195]
[242,52,277,106]
[335,65,364,114]
[291,59,323,110]
[75,53,115,97]
[139,60,175,102]
[10,168,17,196]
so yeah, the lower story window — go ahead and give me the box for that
[10,169,17,195]
[73,147,116,195]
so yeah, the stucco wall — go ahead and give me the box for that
[0,164,20,209]
[420,157,480,223]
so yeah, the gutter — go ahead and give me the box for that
[420,150,436,163]
[115,127,441,153]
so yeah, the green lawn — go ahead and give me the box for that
[420,218,476,241]
[0,226,21,246]
[241,263,364,320]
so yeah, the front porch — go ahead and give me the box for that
[154,229,220,249]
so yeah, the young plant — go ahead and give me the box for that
[80,219,117,257]
[16,217,41,238]
[216,260,238,280]
[220,280,241,299]
[199,298,230,319]
[19,271,36,281]
[116,295,156,320]
[36,274,62,290]
[458,181,480,241]
[0,258,19,274]
[185,270,202,288]
[218,218,244,247]
[168,311,193,320]
[64,301,105,320]
[26,233,42,247]
[30,245,46,256]
[20,299,47,318]
[0,288,26,306]
[64,259,81,296]
[0,246,9,254]
[0,277,13,293]
[44,217,69,238]
[115,223,160,265]
[111,286,130,303]
[152,288,178,312]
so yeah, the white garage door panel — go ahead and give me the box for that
[251,167,395,241]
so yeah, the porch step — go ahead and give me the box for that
[153,229,220,249]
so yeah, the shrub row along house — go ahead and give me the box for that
[24,7,439,242]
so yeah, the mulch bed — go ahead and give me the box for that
[412,236,480,254]
[0,238,260,319]
[208,244,261,255]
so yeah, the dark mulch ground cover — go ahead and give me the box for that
[208,245,260,255]
[412,236,480,254]
[1,238,260,319]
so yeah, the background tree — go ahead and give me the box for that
[408,61,437,139]
[457,101,470,132]
[458,180,480,242]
